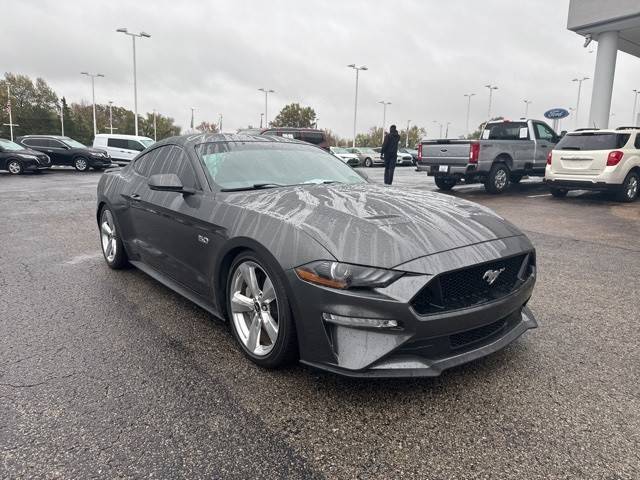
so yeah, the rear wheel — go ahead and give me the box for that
[616,171,639,202]
[74,157,89,172]
[434,176,456,191]
[364,158,373,168]
[7,159,23,175]
[485,163,511,194]
[99,207,129,269]
[227,253,297,368]
[550,187,568,198]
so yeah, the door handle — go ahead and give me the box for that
[131,193,141,200]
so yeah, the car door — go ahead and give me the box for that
[533,122,557,170]
[107,138,128,161]
[127,144,212,295]
[126,139,146,161]
[47,139,72,165]
[20,138,50,160]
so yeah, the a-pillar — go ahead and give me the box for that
[588,30,619,129]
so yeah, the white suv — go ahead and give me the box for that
[93,134,154,164]
[545,128,640,202]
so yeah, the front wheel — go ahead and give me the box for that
[99,207,129,269]
[616,171,639,202]
[74,157,89,172]
[434,176,456,191]
[364,158,373,168]
[227,253,297,368]
[7,160,23,175]
[485,163,511,194]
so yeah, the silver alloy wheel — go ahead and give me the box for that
[365,158,372,167]
[230,261,279,357]
[495,169,508,190]
[8,160,21,174]
[627,176,638,199]
[100,209,117,263]
[75,158,88,171]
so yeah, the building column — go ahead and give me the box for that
[588,30,619,129]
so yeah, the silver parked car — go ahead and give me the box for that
[347,147,381,167]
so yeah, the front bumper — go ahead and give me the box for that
[287,236,537,378]
[88,156,113,167]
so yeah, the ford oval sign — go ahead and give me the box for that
[544,108,570,120]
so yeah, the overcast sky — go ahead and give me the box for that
[4,0,640,139]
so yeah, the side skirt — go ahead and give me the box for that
[130,260,225,321]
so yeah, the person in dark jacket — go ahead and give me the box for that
[380,125,400,185]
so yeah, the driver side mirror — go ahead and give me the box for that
[148,173,195,195]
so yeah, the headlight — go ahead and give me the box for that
[18,154,37,160]
[295,261,403,289]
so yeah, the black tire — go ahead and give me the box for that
[226,252,298,369]
[485,163,511,194]
[434,176,456,191]
[550,187,568,198]
[7,159,24,175]
[364,157,373,168]
[510,175,523,184]
[73,157,90,172]
[99,207,129,269]
[616,171,639,202]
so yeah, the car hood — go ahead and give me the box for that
[221,183,523,269]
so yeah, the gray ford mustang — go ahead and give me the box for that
[96,133,537,377]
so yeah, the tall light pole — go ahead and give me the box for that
[464,93,475,136]
[445,122,451,139]
[258,88,275,127]
[572,76,589,129]
[81,72,104,137]
[107,101,117,134]
[523,99,533,117]
[259,113,264,128]
[218,113,223,132]
[632,89,640,126]
[152,109,157,140]
[3,84,19,141]
[405,119,411,147]
[348,64,368,147]
[190,107,196,131]
[432,120,443,139]
[116,28,151,136]
[485,84,498,119]
[378,101,391,143]
[58,101,64,137]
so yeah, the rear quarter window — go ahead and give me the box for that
[556,133,630,151]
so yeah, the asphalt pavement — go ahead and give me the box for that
[1,166,639,479]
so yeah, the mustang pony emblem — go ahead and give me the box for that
[483,268,505,285]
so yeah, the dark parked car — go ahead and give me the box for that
[97,133,537,377]
[0,138,51,174]
[16,135,112,171]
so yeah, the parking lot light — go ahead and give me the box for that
[485,84,498,119]
[348,64,368,147]
[523,99,533,117]
[258,88,275,127]
[572,77,589,129]
[378,101,391,143]
[116,28,152,136]
[464,93,476,136]
[81,72,104,137]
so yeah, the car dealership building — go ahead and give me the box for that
[568,0,640,128]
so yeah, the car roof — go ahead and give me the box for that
[95,134,153,140]
[567,128,640,134]
[156,133,312,149]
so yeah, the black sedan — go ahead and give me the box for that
[0,138,51,174]
[96,133,537,377]
[16,135,111,171]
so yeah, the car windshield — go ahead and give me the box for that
[556,132,630,151]
[196,141,366,190]
[140,139,155,148]
[0,139,25,151]
[62,137,86,148]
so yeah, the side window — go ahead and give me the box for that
[24,138,47,147]
[534,123,556,142]
[133,149,158,177]
[127,140,145,152]
[108,138,128,149]
[147,145,198,189]
[635,134,640,150]
[48,139,66,148]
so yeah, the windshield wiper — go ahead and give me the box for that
[220,183,290,192]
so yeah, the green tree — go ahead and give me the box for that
[399,125,427,149]
[355,126,384,147]
[270,103,317,128]
[195,121,219,133]
[139,112,181,140]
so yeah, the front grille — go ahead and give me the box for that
[450,318,507,349]
[411,253,532,315]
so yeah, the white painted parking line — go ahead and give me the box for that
[527,193,552,198]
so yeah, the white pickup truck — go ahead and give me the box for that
[416,119,560,193]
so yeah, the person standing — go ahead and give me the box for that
[380,124,400,185]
